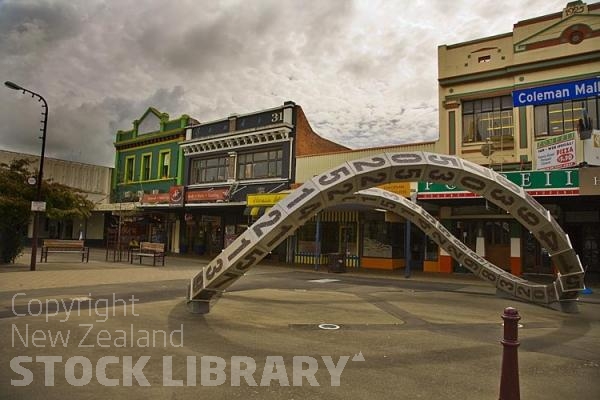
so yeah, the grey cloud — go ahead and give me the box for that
[0,85,191,167]
[0,0,82,54]
[0,0,568,167]
[132,0,355,75]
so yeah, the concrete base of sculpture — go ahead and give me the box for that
[495,289,579,313]
[187,299,211,314]
[549,300,579,314]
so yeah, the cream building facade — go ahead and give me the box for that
[430,1,600,277]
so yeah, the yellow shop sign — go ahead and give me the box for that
[377,182,411,197]
[247,193,288,206]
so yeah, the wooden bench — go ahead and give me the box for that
[40,239,89,263]
[130,242,165,266]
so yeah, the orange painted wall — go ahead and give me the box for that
[510,257,522,276]
[423,260,440,272]
[361,258,404,270]
[439,255,453,273]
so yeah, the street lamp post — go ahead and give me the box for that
[4,81,48,271]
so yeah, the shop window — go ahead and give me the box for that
[362,213,404,258]
[462,95,513,143]
[237,149,283,180]
[297,221,317,253]
[534,98,599,137]
[424,237,438,261]
[363,220,391,258]
[321,223,340,254]
[190,156,229,184]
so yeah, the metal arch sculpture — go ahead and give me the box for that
[187,152,585,313]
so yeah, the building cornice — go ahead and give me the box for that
[439,51,600,86]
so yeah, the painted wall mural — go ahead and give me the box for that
[188,152,585,313]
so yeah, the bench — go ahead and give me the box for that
[130,242,165,266]
[40,239,89,263]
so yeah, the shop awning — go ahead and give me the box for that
[243,206,272,217]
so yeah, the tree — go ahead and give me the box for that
[0,159,94,264]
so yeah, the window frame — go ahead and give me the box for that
[141,152,152,181]
[124,155,135,183]
[159,150,171,179]
[461,95,514,144]
[534,97,599,137]
[236,148,283,180]
[190,155,230,184]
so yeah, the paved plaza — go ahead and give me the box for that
[1,248,599,399]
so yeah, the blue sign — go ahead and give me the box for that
[512,77,600,107]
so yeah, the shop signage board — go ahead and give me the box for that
[169,185,184,206]
[377,182,411,197]
[31,201,46,212]
[418,169,579,199]
[186,188,228,202]
[512,77,600,107]
[535,131,577,170]
[247,193,288,206]
[141,192,170,204]
[579,167,600,195]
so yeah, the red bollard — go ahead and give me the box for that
[499,307,521,400]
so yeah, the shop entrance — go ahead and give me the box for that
[338,224,357,256]
[484,221,510,271]
[565,223,600,275]
[522,231,553,275]
[452,221,477,273]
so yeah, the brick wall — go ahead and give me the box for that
[294,106,349,156]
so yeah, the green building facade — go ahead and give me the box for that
[109,107,196,253]
[113,107,194,201]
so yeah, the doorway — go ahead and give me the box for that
[522,231,553,275]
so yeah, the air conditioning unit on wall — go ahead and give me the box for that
[123,191,132,199]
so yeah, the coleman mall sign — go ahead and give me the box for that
[512,77,600,107]
[418,169,579,199]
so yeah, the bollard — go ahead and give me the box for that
[499,307,521,400]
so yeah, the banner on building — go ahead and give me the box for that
[535,131,577,170]
[169,185,184,206]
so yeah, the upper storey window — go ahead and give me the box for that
[462,95,513,143]
[190,156,230,184]
[534,98,598,137]
[237,149,283,180]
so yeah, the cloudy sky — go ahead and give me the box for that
[0,0,568,167]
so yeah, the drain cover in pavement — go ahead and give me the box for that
[318,323,340,330]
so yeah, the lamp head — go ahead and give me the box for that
[4,81,22,91]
